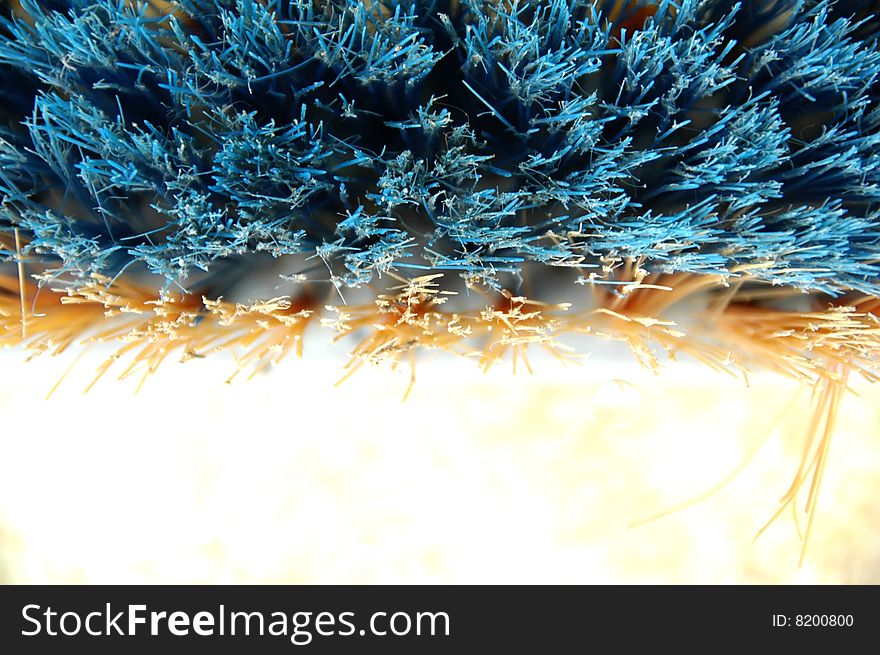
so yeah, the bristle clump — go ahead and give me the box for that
[0,0,878,380]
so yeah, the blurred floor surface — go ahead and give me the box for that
[0,351,878,583]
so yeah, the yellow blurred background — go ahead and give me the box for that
[0,351,877,584]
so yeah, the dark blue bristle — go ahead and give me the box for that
[0,0,878,299]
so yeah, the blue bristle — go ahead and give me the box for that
[1,0,879,298]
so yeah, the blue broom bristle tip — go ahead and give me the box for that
[0,0,879,298]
